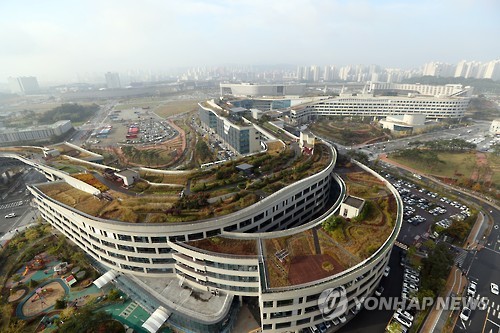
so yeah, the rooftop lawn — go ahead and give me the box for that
[265,165,397,288]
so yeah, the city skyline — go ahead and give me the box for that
[1,0,499,84]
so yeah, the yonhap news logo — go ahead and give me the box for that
[318,286,348,320]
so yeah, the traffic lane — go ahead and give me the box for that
[0,205,33,234]
[461,248,500,333]
[338,246,403,333]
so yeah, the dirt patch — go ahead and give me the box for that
[8,289,26,303]
[22,281,67,317]
[288,254,342,285]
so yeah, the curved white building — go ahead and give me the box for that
[291,93,471,124]
[5,138,402,333]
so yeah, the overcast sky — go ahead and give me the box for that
[1,0,499,83]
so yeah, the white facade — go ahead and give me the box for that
[220,83,306,97]
[0,120,73,144]
[8,76,40,94]
[12,142,402,333]
[291,94,470,124]
[490,119,500,135]
[339,196,365,219]
[369,82,473,97]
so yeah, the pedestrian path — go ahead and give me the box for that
[454,248,468,267]
[120,301,138,318]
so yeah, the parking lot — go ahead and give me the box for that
[86,107,177,147]
[383,174,472,248]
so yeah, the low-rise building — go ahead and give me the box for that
[340,195,366,219]
[0,120,73,145]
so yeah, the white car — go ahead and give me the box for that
[491,283,499,295]
[384,266,391,277]
[396,308,414,321]
[460,307,471,321]
[467,281,477,297]
[4,213,16,218]
[394,313,412,328]
[404,273,420,283]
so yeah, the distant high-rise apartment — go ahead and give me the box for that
[8,76,40,95]
[105,72,121,89]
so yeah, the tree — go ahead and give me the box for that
[25,228,40,242]
[2,320,26,333]
[108,288,120,301]
[420,243,453,296]
[322,216,345,232]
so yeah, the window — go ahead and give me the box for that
[137,247,156,254]
[117,234,132,242]
[133,236,149,243]
[128,256,150,264]
[151,236,167,243]
[117,244,135,252]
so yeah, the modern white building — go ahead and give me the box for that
[220,83,306,97]
[290,84,472,125]
[105,72,121,89]
[339,195,366,219]
[198,101,262,155]
[0,120,73,144]
[8,76,40,95]
[380,114,427,132]
[490,119,500,135]
[0,137,404,333]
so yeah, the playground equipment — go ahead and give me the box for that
[53,262,68,275]
[22,255,46,276]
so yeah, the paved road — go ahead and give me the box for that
[453,207,500,333]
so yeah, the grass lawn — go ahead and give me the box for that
[390,151,477,178]
[155,100,199,118]
[56,165,81,174]
[487,154,500,185]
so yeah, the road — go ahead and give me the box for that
[0,168,46,242]
[454,207,500,333]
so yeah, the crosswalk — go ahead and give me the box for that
[119,301,138,318]
[454,248,468,267]
[0,199,30,210]
[473,294,500,320]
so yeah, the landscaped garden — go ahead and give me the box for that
[310,116,392,145]
[37,142,332,223]
[263,163,397,288]
[0,223,144,333]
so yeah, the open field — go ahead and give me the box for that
[390,151,476,177]
[155,100,200,118]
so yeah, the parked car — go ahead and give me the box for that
[4,213,16,218]
[491,283,499,295]
[375,286,384,296]
[467,281,477,297]
[396,308,414,321]
[460,307,471,321]
[384,266,391,277]
[394,313,412,328]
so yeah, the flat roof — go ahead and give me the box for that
[236,163,253,171]
[343,195,365,209]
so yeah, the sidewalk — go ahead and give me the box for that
[419,266,468,333]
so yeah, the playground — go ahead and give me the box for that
[20,280,68,317]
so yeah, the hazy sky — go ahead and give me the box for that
[1,0,499,83]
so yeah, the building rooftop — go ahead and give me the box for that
[186,237,258,256]
[34,143,332,223]
[263,165,397,289]
[343,195,365,209]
